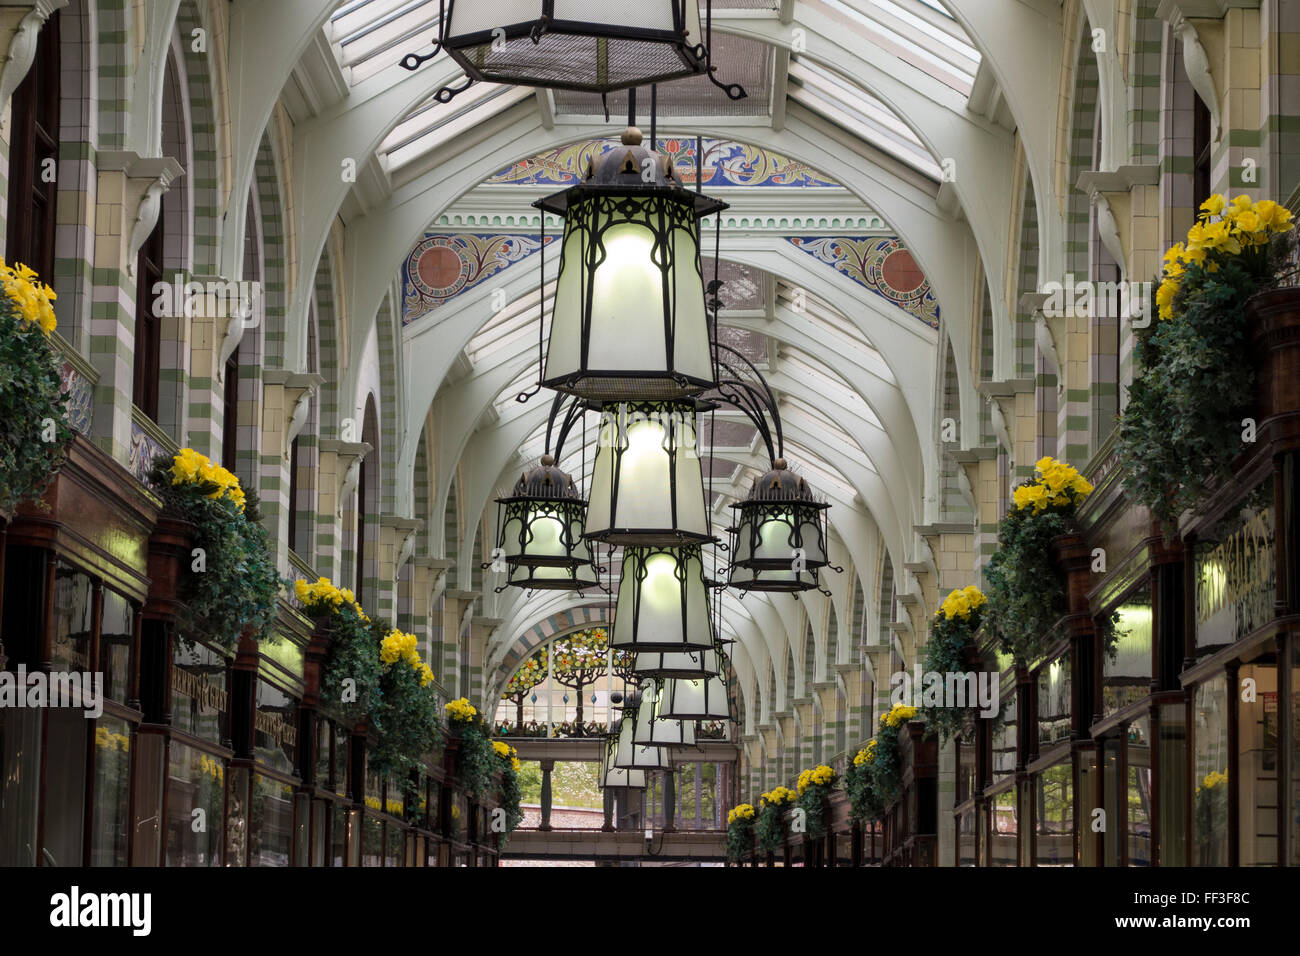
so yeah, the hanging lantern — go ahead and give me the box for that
[601,732,646,789]
[728,459,830,592]
[493,455,599,590]
[611,545,714,652]
[440,3,708,94]
[613,705,670,770]
[535,127,725,402]
[585,400,710,545]
[632,680,696,747]
[633,642,719,679]
[658,673,730,721]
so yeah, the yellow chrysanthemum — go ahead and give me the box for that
[0,259,58,334]
[445,697,477,722]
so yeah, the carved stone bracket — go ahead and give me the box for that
[1156,1,1225,143]
[97,151,185,282]
[0,0,66,134]
[264,370,324,459]
[319,439,371,517]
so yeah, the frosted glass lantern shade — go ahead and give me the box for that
[493,456,600,591]
[658,674,730,720]
[633,643,719,679]
[728,461,830,592]
[585,401,710,545]
[613,712,670,769]
[601,733,646,789]
[632,681,696,747]
[611,545,715,652]
[443,0,707,94]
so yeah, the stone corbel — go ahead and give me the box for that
[264,370,324,459]
[319,439,371,517]
[1090,187,1128,276]
[1156,2,1222,143]
[0,1,66,135]
[987,393,1013,459]
[96,151,185,282]
[956,462,976,513]
[381,515,423,581]
[217,280,262,384]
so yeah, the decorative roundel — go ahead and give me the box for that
[866,239,929,307]
[409,238,472,300]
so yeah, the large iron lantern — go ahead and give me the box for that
[610,545,715,652]
[585,400,709,545]
[633,642,719,679]
[494,455,599,590]
[728,459,829,592]
[613,704,670,770]
[658,673,730,720]
[601,731,646,789]
[440,2,707,94]
[632,680,696,747]
[535,128,725,402]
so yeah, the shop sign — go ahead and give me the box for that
[1194,483,1275,647]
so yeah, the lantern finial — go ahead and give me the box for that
[622,126,643,146]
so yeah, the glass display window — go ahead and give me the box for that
[171,639,229,744]
[1238,660,1278,866]
[1192,674,1230,865]
[1157,701,1188,866]
[100,589,134,705]
[90,716,132,866]
[1104,592,1153,719]
[165,740,225,866]
[1127,716,1152,866]
[253,679,298,776]
[250,773,296,866]
[1035,760,1073,866]
[1037,654,1071,752]
[987,785,1017,867]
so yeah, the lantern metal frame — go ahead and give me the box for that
[609,543,716,652]
[532,126,727,403]
[612,700,671,770]
[488,394,604,592]
[398,1,748,102]
[600,730,646,789]
[657,671,731,721]
[632,680,696,747]
[584,398,713,546]
[726,463,832,593]
[633,642,719,679]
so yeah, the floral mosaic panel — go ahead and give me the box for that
[402,233,552,325]
[128,422,168,485]
[59,361,94,435]
[488,138,839,189]
[785,236,940,329]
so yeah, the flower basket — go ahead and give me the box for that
[145,513,198,619]
[1247,286,1300,427]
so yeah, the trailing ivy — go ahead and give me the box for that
[493,740,524,838]
[755,787,795,855]
[983,457,1093,666]
[296,576,382,724]
[725,804,756,863]
[1120,197,1296,528]
[794,765,837,840]
[151,450,280,654]
[922,586,987,744]
[447,700,496,801]
[0,261,71,519]
[370,628,442,801]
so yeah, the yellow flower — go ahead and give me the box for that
[445,697,477,722]
[0,259,58,334]
[1156,276,1179,320]
[1199,195,1225,218]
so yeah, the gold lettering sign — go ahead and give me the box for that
[255,709,298,748]
[171,665,229,712]
[1196,505,1274,643]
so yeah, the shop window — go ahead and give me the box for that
[1037,655,1071,751]
[1127,716,1153,866]
[90,717,132,866]
[0,708,43,866]
[1105,594,1152,719]
[50,563,93,674]
[166,741,225,866]
[41,707,87,866]
[992,694,1016,783]
[385,820,404,866]
[253,679,297,776]
[1077,748,1098,866]
[956,808,977,866]
[171,638,228,744]
[362,815,383,867]
[1035,761,1073,866]
[1193,481,1274,650]
[1158,702,1188,866]
[225,766,250,866]
[1238,661,1278,867]
[1192,675,1230,865]
[5,11,59,283]
[1101,735,1122,865]
[988,786,1017,866]
[250,774,295,866]
[332,804,348,867]
[101,590,134,705]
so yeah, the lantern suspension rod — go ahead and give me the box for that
[650,85,657,146]
[628,86,637,128]
[711,342,784,464]
[397,0,477,104]
[516,208,547,404]
[703,0,748,100]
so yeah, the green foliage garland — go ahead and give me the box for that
[844,758,883,823]
[755,801,787,855]
[453,716,497,801]
[370,656,443,799]
[725,807,756,863]
[0,263,70,519]
[149,452,280,654]
[1120,196,1295,528]
[923,588,986,744]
